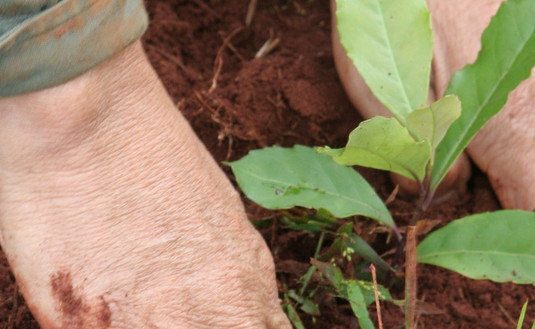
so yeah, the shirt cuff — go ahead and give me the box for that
[0,0,148,97]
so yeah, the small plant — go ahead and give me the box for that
[516,301,535,329]
[227,0,535,327]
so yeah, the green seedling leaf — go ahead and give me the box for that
[406,95,461,149]
[282,221,325,232]
[319,117,431,181]
[299,265,317,296]
[340,283,375,329]
[312,259,387,328]
[418,210,535,284]
[345,279,392,306]
[283,208,338,232]
[431,0,535,189]
[516,300,528,329]
[282,298,305,329]
[250,218,273,230]
[311,259,343,289]
[343,233,394,272]
[335,0,433,122]
[227,145,394,227]
[288,290,321,316]
[314,208,338,226]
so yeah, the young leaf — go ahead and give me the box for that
[431,0,535,189]
[319,116,432,181]
[341,283,375,329]
[282,298,305,329]
[418,210,535,284]
[343,233,394,272]
[516,300,528,329]
[345,279,393,306]
[311,259,343,289]
[227,145,394,228]
[406,95,461,149]
[287,290,321,316]
[335,0,433,122]
[313,260,376,328]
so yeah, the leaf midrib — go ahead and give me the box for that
[375,0,412,114]
[419,249,535,260]
[240,168,391,222]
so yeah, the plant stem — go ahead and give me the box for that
[405,226,417,329]
[389,191,426,272]
[410,190,426,226]
[370,264,384,329]
[314,231,326,259]
[299,230,326,296]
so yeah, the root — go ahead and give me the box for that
[210,27,244,93]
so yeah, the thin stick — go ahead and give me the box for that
[246,0,258,26]
[370,264,384,329]
[498,303,516,325]
[405,226,417,329]
[255,37,280,58]
[210,27,244,93]
[217,31,246,62]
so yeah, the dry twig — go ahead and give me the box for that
[385,184,400,205]
[217,31,246,62]
[405,226,418,329]
[370,264,384,329]
[210,27,244,93]
[498,303,516,325]
[255,37,280,58]
[246,0,258,26]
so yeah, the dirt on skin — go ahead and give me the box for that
[1,0,534,328]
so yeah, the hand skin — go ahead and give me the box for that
[0,41,291,328]
[332,0,535,210]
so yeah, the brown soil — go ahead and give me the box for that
[1,0,534,328]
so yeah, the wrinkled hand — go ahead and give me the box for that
[0,41,291,328]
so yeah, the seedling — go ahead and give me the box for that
[227,0,535,327]
[516,301,535,329]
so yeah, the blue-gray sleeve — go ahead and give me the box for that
[0,0,148,97]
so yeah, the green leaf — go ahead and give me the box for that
[516,300,528,329]
[311,259,343,289]
[282,298,305,329]
[343,233,394,272]
[406,95,461,149]
[288,290,321,316]
[335,0,433,122]
[281,210,337,232]
[345,279,392,306]
[340,283,375,329]
[299,265,317,296]
[418,210,535,284]
[431,0,535,189]
[227,145,394,227]
[319,117,431,181]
